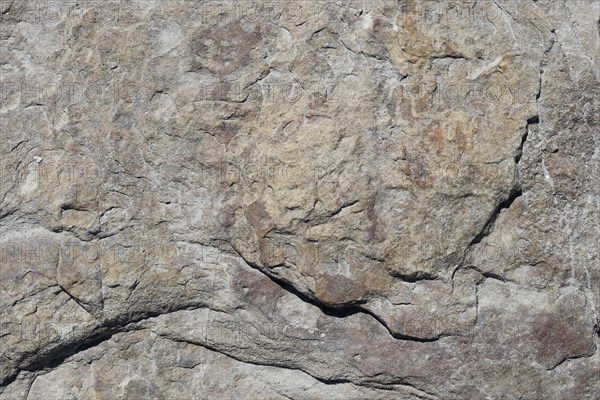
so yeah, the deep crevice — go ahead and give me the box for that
[468,187,523,246]
[481,271,510,283]
[516,116,537,164]
[548,351,596,371]
[469,106,534,248]
[223,243,443,342]
[0,251,441,389]
[389,271,437,283]
[430,53,468,61]
[0,304,205,387]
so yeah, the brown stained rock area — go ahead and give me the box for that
[1,0,599,399]
[191,21,263,76]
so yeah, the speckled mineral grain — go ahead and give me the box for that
[0,0,599,399]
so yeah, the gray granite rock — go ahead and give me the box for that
[1,0,598,398]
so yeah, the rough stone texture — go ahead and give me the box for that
[0,0,598,399]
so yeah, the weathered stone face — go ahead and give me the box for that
[1,0,598,399]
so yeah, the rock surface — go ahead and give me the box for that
[1,0,599,398]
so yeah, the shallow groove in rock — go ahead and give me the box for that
[155,333,439,399]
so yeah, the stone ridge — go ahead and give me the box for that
[0,1,598,399]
